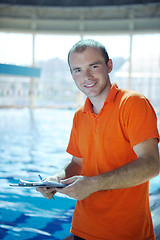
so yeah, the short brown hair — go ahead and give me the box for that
[68,39,109,67]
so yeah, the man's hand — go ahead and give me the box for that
[56,175,96,200]
[36,176,60,199]
[35,156,83,200]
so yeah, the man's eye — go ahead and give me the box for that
[74,69,81,73]
[92,65,98,69]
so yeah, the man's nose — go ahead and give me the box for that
[82,69,93,80]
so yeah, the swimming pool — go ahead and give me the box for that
[0,108,160,240]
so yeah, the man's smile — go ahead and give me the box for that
[84,82,97,88]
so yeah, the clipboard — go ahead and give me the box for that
[10,178,66,188]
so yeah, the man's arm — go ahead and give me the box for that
[57,138,159,200]
[36,156,83,199]
[64,156,83,179]
[47,155,83,180]
[94,138,159,190]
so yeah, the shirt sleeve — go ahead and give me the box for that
[66,112,82,158]
[122,94,160,147]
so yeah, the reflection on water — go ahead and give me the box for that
[0,108,76,240]
[0,108,74,180]
[0,109,159,240]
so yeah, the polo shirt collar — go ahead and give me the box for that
[83,83,119,113]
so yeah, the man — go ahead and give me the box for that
[36,39,160,240]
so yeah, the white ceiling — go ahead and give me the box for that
[0,3,160,34]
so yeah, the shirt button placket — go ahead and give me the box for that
[95,117,99,133]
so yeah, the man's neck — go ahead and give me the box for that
[92,101,104,115]
[89,82,112,115]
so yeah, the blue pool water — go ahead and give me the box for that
[0,109,160,240]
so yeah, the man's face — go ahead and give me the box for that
[69,47,112,99]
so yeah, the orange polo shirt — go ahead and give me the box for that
[66,83,160,240]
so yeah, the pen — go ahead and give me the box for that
[38,174,43,181]
[38,174,55,200]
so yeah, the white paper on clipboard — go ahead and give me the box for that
[10,178,66,188]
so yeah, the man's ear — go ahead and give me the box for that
[70,69,73,76]
[107,59,113,73]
